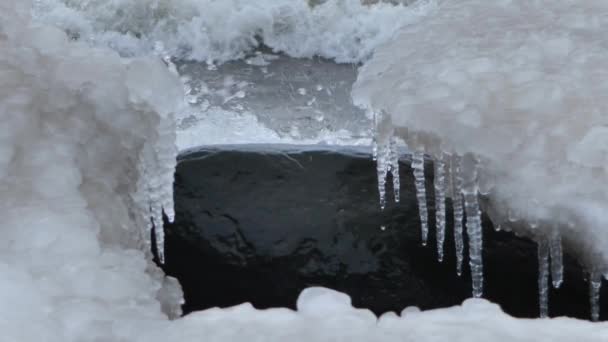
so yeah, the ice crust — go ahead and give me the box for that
[33,0,432,64]
[2,0,608,340]
[354,0,608,281]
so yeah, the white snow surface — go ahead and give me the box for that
[1,0,607,341]
[32,0,432,64]
[353,0,608,271]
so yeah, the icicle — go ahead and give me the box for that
[451,154,465,276]
[538,237,550,318]
[376,145,389,210]
[462,154,483,297]
[590,269,602,322]
[372,111,378,162]
[373,111,395,210]
[434,153,447,262]
[151,203,165,264]
[549,230,563,289]
[412,151,429,245]
[389,136,400,203]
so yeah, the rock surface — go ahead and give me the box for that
[162,145,606,320]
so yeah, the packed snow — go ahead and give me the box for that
[354,0,608,319]
[1,0,607,341]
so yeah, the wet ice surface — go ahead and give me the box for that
[175,52,371,149]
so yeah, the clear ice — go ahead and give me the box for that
[538,237,550,318]
[373,111,400,210]
[549,231,563,289]
[462,155,483,298]
[590,269,602,322]
[412,151,429,245]
[434,154,447,262]
[451,154,465,276]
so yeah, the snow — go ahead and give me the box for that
[1,0,607,341]
[33,0,432,64]
[354,0,608,312]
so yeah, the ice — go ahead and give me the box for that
[549,231,564,289]
[433,153,447,262]
[353,0,608,308]
[462,154,483,298]
[33,0,430,64]
[389,136,400,203]
[590,270,602,322]
[373,111,400,210]
[451,154,465,276]
[538,237,550,318]
[412,151,429,245]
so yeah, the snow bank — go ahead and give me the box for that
[353,0,608,275]
[160,287,607,342]
[0,1,183,340]
[33,0,433,64]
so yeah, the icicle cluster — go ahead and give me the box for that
[133,42,182,264]
[372,111,401,211]
[371,118,487,297]
[370,123,604,319]
[535,231,564,318]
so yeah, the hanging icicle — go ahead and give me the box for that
[376,145,389,210]
[434,153,447,262]
[549,230,563,289]
[590,269,602,322]
[462,154,483,298]
[371,111,378,162]
[373,111,399,210]
[538,237,550,318]
[412,151,429,245]
[451,154,465,276]
[389,136,400,203]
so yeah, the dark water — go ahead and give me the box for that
[159,145,607,321]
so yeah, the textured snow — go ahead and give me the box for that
[2,0,607,341]
[0,1,184,340]
[353,0,608,276]
[33,0,432,64]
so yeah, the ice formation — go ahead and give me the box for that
[33,0,430,64]
[538,238,550,318]
[355,0,608,319]
[433,153,447,262]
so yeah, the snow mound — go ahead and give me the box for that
[33,0,434,64]
[0,1,183,339]
[354,0,608,317]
